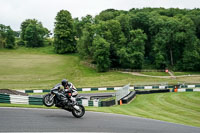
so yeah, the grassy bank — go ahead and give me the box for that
[0,47,178,90]
[1,46,200,90]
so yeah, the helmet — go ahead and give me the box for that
[61,79,68,87]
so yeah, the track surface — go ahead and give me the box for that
[0,107,199,133]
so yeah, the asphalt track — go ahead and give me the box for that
[0,107,199,133]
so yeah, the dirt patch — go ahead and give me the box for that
[0,89,28,96]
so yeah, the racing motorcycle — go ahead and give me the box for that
[42,85,85,118]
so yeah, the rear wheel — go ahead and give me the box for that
[72,105,85,118]
[43,93,54,107]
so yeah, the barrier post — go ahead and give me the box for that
[119,100,123,105]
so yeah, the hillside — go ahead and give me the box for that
[0,46,199,90]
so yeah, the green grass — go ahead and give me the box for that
[140,72,170,76]
[87,92,200,127]
[0,46,178,90]
[1,92,199,127]
[173,72,200,76]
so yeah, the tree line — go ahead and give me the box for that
[1,8,200,72]
[75,8,200,71]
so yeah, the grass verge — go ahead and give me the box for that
[173,72,200,76]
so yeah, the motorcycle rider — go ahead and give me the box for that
[61,79,78,106]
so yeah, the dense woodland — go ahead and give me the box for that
[1,8,200,72]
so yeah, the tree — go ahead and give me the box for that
[118,29,147,69]
[116,14,131,42]
[24,23,48,47]
[74,15,94,39]
[179,16,200,71]
[92,35,110,72]
[54,10,75,54]
[20,19,38,42]
[96,20,124,67]
[129,12,151,58]
[0,24,15,49]
[20,19,49,47]
[96,9,121,21]
[77,24,95,58]
[76,7,200,71]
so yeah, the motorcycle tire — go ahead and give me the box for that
[72,105,85,118]
[43,93,55,107]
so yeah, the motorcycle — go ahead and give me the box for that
[42,85,85,118]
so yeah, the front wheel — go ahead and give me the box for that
[43,93,55,107]
[72,105,85,118]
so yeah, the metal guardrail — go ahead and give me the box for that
[116,84,130,101]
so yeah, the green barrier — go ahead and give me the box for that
[98,101,102,107]
[77,100,82,105]
[0,94,10,103]
[195,85,200,87]
[25,90,33,93]
[135,86,144,89]
[153,86,159,89]
[43,90,50,93]
[88,101,93,106]
[186,89,193,92]
[77,88,82,91]
[168,85,174,88]
[29,97,43,105]
[107,88,114,90]
[91,88,98,91]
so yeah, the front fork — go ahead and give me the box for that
[49,94,55,101]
